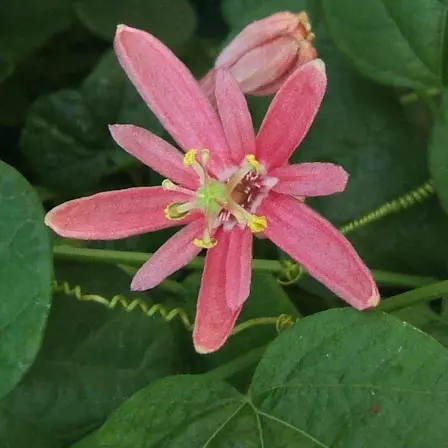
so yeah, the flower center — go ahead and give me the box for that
[162,149,272,248]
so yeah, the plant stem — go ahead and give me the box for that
[204,345,267,381]
[378,280,448,312]
[371,270,439,289]
[53,245,283,272]
[53,245,441,288]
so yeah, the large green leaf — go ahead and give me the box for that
[73,309,448,447]
[0,162,52,400]
[0,262,184,446]
[429,89,448,214]
[0,0,73,62]
[75,0,196,49]
[20,50,162,194]
[322,0,448,88]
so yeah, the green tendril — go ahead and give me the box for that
[339,179,435,235]
[53,279,193,330]
[54,279,297,338]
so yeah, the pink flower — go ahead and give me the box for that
[45,25,379,354]
[200,11,317,100]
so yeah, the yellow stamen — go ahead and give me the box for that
[193,237,217,249]
[183,149,198,166]
[246,154,261,174]
[164,202,193,220]
[248,215,267,233]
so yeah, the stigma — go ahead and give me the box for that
[162,149,275,248]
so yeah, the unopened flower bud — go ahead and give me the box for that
[200,11,317,99]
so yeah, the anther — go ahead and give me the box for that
[164,202,194,220]
[162,179,177,190]
[248,215,267,233]
[193,237,217,249]
[183,149,197,166]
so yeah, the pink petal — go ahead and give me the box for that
[255,59,327,170]
[259,193,379,310]
[214,70,255,165]
[109,125,198,189]
[131,219,203,291]
[114,25,230,174]
[225,226,252,310]
[271,163,349,197]
[45,187,196,240]
[229,37,298,94]
[193,228,244,354]
[250,42,318,96]
[216,12,301,68]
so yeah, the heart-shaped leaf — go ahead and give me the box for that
[0,161,53,400]
[73,309,448,447]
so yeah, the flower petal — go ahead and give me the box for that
[229,37,298,94]
[271,163,349,197]
[114,25,230,174]
[260,192,379,309]
[193,228,243,354]
[250,41,318,96]
[45,187,195,240]
[109,124,198,189]
[216,12,301,68]
[225,226,252,310]
[131,219,203,291]
[215,70,255,164]
[255,59,327,170]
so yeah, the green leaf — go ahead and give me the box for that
[1,262,184,446]
[74,309,448,447]
[0,0,73,62]
[322,0,448,88]
[75,0,196,49]
[0,162,52,400]
[20,50,162,194]
[429,90,448,214]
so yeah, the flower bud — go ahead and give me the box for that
[200,11,317,99]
